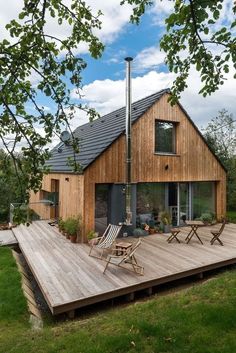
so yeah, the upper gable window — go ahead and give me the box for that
[155,120,176,154]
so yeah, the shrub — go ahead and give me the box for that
[200,212,214,224]
[64,216,81,236]
[87,230,97,240]
[160,211,171,225]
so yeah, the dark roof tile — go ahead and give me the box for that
[46,89,169,172]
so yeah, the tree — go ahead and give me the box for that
[0,149,27,222]
[122,0,236,103]
[202,109,236,210]
[1,0,236,204]
[0,0,103,196]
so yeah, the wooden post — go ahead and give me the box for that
[197,272,204,280]
[67,310,75,319]
[145,287,153,296]
[126,292,135,302]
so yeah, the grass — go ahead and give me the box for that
[1,247,236,353]
[227,210,236,223]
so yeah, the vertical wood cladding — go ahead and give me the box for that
[83,93,226,234]
[31,93,226,240]
[30,173,84,227]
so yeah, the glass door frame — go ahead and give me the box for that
[176,182,192,225]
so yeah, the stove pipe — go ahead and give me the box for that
[125,57,133,225]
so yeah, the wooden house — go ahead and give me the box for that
[30,89,226,241]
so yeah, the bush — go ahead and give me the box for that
[58,217,65,231]
[200,212,214,224]
[133,228,143,237]
[87,230,97,240]
[160,211,171,225]
[64,216,81,236]
[227,211,236,223]
[133,228,148,237]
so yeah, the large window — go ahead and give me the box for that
[192,182,216,219]
[136,183,165,226]
[95,184,110,234]
[155,120,176,154]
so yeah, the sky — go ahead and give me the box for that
[1,0,236,135]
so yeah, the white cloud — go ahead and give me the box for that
[71,66,236,129]
[86,0,133,43]
[134,46,165,72]
[0,0,23,40]
[71,70,174,120]
[149,0,175,26]
[0,1,133,53]
[180,69,236,127]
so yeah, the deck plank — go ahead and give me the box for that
[13,221,236,315]
[0,229,17,246]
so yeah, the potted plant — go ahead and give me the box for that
[64,216,81,243]
[148,219,155,234]
[58,218,65,233]
[87,230,99,245]
[160,211,172,233]
[133,227,149,237]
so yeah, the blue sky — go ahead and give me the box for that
[1,0,236,134]
[82,14,163,84]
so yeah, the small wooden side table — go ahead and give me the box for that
[115,241,132,256]
[167,228,181,243]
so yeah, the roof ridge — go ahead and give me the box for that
[74,88,170,132]
[47,88,170,171]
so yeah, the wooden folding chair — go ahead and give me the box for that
[210,219,226,246]
[103,238,144,275]
[167,228,181,243]
[89,224,122,258]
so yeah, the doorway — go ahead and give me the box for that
[168,182,190,226]
[50,179,59,219]
[95,184,110,234]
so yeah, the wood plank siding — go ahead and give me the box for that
[83,93,226,235]
[30,93,226,240]
[30,173,84,222]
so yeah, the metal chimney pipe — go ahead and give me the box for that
[125,57,133,225]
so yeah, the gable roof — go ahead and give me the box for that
[46,89,169,172]
[46,88,227,173]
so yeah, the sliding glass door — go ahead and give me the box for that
[135,181,216,227]
[178,183,189,225]
[192,182,216,219]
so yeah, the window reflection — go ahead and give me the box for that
[136,183,165,227]
[192,182,215,219]
[155,121,176,153]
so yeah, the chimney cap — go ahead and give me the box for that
[124,57,133,62]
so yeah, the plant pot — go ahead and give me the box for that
[163,225,171,233]
[149,228,155,234]
[88,238,99,246]
[70,235,77,243]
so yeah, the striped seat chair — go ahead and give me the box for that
[89,224,122,259]
[103,238,144,275]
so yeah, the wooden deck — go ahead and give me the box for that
[13,221,236,315]
[0,229,18,246]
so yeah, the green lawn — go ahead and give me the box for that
[1,247,236,353]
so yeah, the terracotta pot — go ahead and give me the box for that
[70,235,77,243]
[149,228,155,234]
